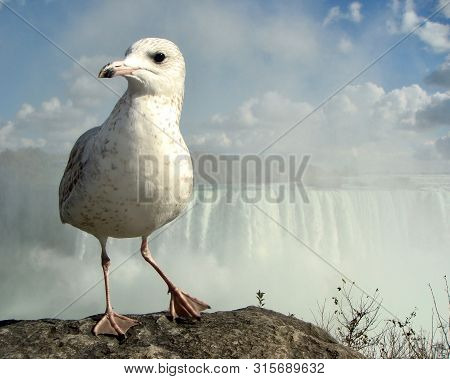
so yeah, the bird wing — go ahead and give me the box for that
[59,126,100,223]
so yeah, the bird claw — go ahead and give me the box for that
[168,288,210,321]
[92,311,139,336]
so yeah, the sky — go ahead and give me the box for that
[0,0,449,332]
[1,0,450,173]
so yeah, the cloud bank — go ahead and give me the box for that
[0,0,449,173]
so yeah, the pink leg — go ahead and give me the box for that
[140,237,210,320]
[92,239,139,336]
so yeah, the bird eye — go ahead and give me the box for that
[153,52,166,63]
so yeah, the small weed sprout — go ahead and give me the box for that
[256,290,266,308]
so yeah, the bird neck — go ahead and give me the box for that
[123,91,184,133]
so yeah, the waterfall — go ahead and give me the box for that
[0,150,448,330]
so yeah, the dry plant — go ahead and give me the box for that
[312,276,450,359]
[312,298,336,335]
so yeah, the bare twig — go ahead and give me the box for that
[445,275,450,345]
[311,299,335,334]
[429,283,450,351]
[312,277,450,358]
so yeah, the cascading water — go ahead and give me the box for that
[0,150,448,331]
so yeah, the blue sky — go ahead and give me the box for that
[0,0,443,116]
[1,0,450,172]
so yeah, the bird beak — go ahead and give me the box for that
[98,60,138,78]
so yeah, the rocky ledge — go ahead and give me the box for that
[0,306,363,359]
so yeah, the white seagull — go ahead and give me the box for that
[59,38,210,337]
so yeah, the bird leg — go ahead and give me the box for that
[140,237,210,320]
[93,242,139,336]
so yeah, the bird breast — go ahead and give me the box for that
[73,94,193,238]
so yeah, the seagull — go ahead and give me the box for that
[59,38,210,337]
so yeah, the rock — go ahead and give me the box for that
[0,306,363,359]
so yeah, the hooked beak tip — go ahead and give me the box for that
[98,63,114,78]
[98,61,137,79]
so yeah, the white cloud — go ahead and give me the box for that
[5,72,448,171]
[0,96,101,151]
[323,2,363,26]
[435,134,450,158]
[338,37,353,53]
[20,137,46,148]
[323,6,341,26]
[16,103,34,119]
[389,0,450,53]
[188,82,450,171]
[375,84,430,127]
[42,97,61,113]
[0,1,325,154]
[2,0,449,173]
[63,55,125,108]
[0,53,125,152]
[237,98,259,126]
[65,1,321,67]
[190,132,232,149]
[349,2,363,22]
[425,54,450,88]
[0,96,103,153]
[0,122,15,149]
[418,20,450,52]
[439,0,450,18]
[0,119,46,150]
[416,93,450,128]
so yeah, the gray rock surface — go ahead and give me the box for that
[0,306,363,359]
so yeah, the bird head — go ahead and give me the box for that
[98,38,185,97]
